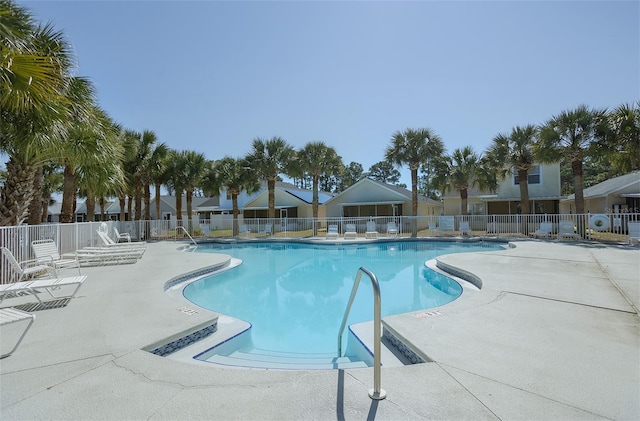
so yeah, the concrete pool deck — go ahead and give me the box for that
[1,239,638,420]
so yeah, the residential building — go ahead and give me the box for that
[442,163,562,215]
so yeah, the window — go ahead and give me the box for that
[514,165,540,185]
[469,202,485,215]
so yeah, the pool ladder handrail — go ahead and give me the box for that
[337,266,386,400]
[175,226,198,248]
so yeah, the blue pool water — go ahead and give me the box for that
[184,241,502,356]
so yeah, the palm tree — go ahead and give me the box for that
[487,125,539,215]
[296,142,342,227]
[385,128,444,236]
[58,79,120,223]
[607,102,640,173]
[435,146,493,215]
[180,150,208,230]
[164,149,187,226]
[0,1,70,116]
[147,143,170,221]
[246,137,294,220]
[0,4,73,226]
[78,117,125,223]
[537,105,609,216]
[206,157,260,236]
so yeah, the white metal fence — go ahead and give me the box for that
[2,213,638,284]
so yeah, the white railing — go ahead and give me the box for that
[2,213,638,283]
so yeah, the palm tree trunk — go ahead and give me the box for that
[175,192,183,226]
[312,175,319,236]
[27,166,44,225]
[127,196,134,221]
[144,184,151,220]
[119,196,126,222]
[460,189,468,216]
[0,158,37,226]
[186,189,193,231]
[572,159,585,214]
[41,198,50,223]
[155,185,162,220]
[232,193,239,236]
[572,159,587,237]
[267,177,276,219]
[517,169,531,235]
[410,166,418,237]
[60,165,77,223]
[134,182,142,221]
[86,190,95,222]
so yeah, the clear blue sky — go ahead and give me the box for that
[21,0,640,186]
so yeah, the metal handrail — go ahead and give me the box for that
[337,267,386,400]
[176,226,198,247]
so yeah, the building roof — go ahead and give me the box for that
[563,171,640,201]
[326,177,442,207]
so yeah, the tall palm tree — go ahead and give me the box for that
[0,3,73,226]
[206,157,260,236]
[537,105,609,215]
[118,129,141,221]
[296,142,342,223]
[164,149,187,226]
[435,146,492,215]
[147,143,170,221]
[487,125,539,216]
[180,150,208,230]
[246,137,294,220]
[0,1,70,115]
[58,79,120,223]
[607,101,640,173]
[385,128,444,236]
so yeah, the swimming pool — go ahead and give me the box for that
[183,241,502,367]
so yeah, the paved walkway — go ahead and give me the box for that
[1,240,638,420]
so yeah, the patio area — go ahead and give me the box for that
[1,240,638,420]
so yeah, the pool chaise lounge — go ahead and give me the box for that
[1,247,55,283]
[74,248,144,265]
[0,275,86,305]
[31,239,82,276]
[97,230,147,250]
[344,224,357,239]
[326,224,339,239]
[365,221,379,239]
[0,307,35,358]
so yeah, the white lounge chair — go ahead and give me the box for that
[259,224,273,237]
[113,228,131,243]
[365,221,379,239]
[0,275,86,305]
[344,224,357,240]
[1,247,55,283]
[239,224,250,238]
[459,221,471,237]
[96,231,146,250]
[428,221,438,235]
[628,222,640,245]
[1,308,35,358]
[532,222,553,239]
[74,247,143,265]
[558,221,580,241]
[386,222,399,237]
[31,239,81,276]
[326,225,339,239]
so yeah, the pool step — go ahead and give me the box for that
[205,349,369,370]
